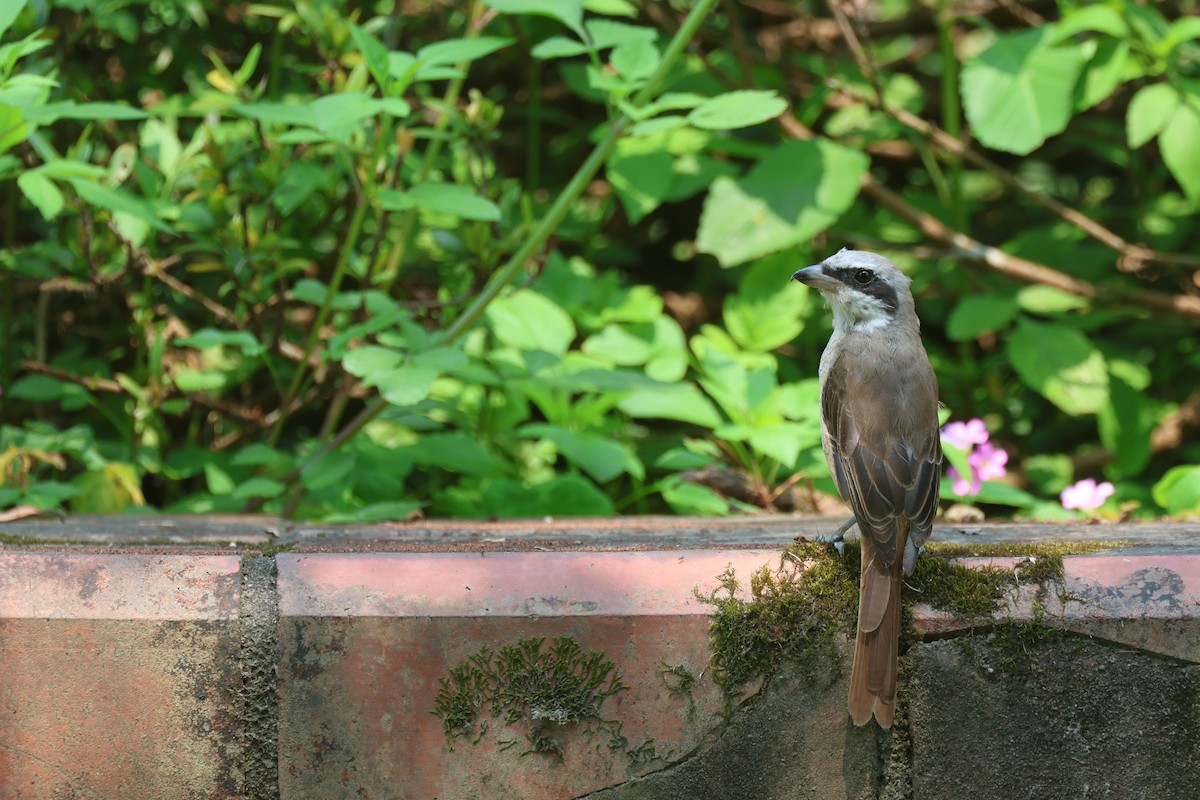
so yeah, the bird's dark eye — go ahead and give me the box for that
[853,269,873,284]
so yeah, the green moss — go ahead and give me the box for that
[700,539,1132,695]
[697,541,859,694]
[432,635,627,757]
[658,662,697,698]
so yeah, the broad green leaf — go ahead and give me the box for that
[272,161,333,215]
[482,475,613,518]
[321,500,423,523]
[606,147,674,223]
[73,462,145,513]
[960,28,1087,155]
[1152,465,1200,514]
[417,36,514,67]
[378,183,500,221]
[1159,95,1200,201]
[747,422,821,468]
[610,38,658,83]
[405,432,504,475]
[487,290,576,354]
[687,90,788,130]
[1052,5,1129,41]
[0,0,27,39]
[1074,39,1129,112]
[0,104,29,155]
[1007,319,1109,414]
[485,0,586,39]
[581,317,687,381]
[176,328,265,356]
[300,448,356,491]
[971,481,1038,508]
[1162,16,1200,55]
[584,0,637,16]
[723,253,812,351]
[6,373,90,404]
[531,37,592,60]
[586,19,657,50]
[17,170,64,219]
[342,345,404,377]
[618,383,722,427]
[1097,376,1155,478]
[25,101,149,124]
[1127,83,1181,148]
[946,295,1018,341]
[1016,285,1090,313]
[661,478,731,516]
[231,444,291,469]
[696,138,868,267]
[348,22,392,91]
[309,92,383,139]
[67,178,173,233]
[520,423,644,482]
[230,102,314,127]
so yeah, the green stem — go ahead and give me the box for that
[250,0,722,514]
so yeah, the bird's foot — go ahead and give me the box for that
[813,517,857,557]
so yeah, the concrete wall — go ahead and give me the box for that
[1,516,1197,799]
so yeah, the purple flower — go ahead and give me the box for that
[947,465,981,497]
[1060,478,1115,511]
[969,441,1008,482]
[942,418,989,450]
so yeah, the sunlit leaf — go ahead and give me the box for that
[1007,319,1109,414]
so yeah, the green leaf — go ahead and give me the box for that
[342,345,405,378]
[417,36,514,68]
[6,373,89,404]
[485,0,586,39]
[0,104,30,156]
[72,462,145,513]
[531,37,591,60]
[1127,83,1181,148]
[66,178,173,233]
[0,0,27,39]
[960,28,1087,155]
[610,38,658,83]
[1052,5,1129,40]
[1162,16,1200,55]
[175,328,265,356]
[747,422,822,468]
[696,138,868,267]
[687,90,788,130]
[231,477,286,500]
[25,101,149,124]
[1007,319,1109,414]
[946,295,1018,341]
[1015,285,1090,313]
[971,481,1038,508]
[723,253,812,351]
[406,432,504,475]
[230,101,314,127]
[581,317,687,381]
[17,170,64,219]
[378,183,500,221]
[320,500,423,523]
[482,475,614,518]
[1074,39,1129,112]
[661,478,731,515]
[487,290,576,355]
[606,147,674,223]
[348,23,392,93]
[301,448,357,492]
[520,424,644,482]
[308,92,384,140]
[1097,375,1155,478]
[1159,97,1200,201]
[584,0,637,16]
[618,383,722,427]
[1152,465,1200,514]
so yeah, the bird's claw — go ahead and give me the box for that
[813,517,857,557]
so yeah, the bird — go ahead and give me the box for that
[791,248,942,729]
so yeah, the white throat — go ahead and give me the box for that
[828,286,892,334]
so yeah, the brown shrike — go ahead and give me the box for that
[792,249,941,728]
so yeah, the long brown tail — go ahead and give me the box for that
[848,533,905,728]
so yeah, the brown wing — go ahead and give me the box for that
[820,346,941,571]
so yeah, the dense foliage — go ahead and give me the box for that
[2,0,1199,521]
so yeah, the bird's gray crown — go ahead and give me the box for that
[817,249,909,314]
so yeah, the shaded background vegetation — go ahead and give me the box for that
[1,0,1199,521]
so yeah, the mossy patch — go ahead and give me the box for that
[700,539,1132,695]
[432,635,628,758]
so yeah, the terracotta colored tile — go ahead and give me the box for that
[0,554,242,799]
[276,550,778,800]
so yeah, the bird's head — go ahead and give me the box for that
[791,248,916,333]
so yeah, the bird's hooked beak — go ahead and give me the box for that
[791,264,841,292]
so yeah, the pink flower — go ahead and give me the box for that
[942,418,989,450]
[969,441,1008,482]
[947,465,981,496]
[1060,478,1115,511]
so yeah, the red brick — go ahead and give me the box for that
[0,554,242,799]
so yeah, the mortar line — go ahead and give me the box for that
[239,556,281,800]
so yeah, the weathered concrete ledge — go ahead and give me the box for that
[1,516,1198,799]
